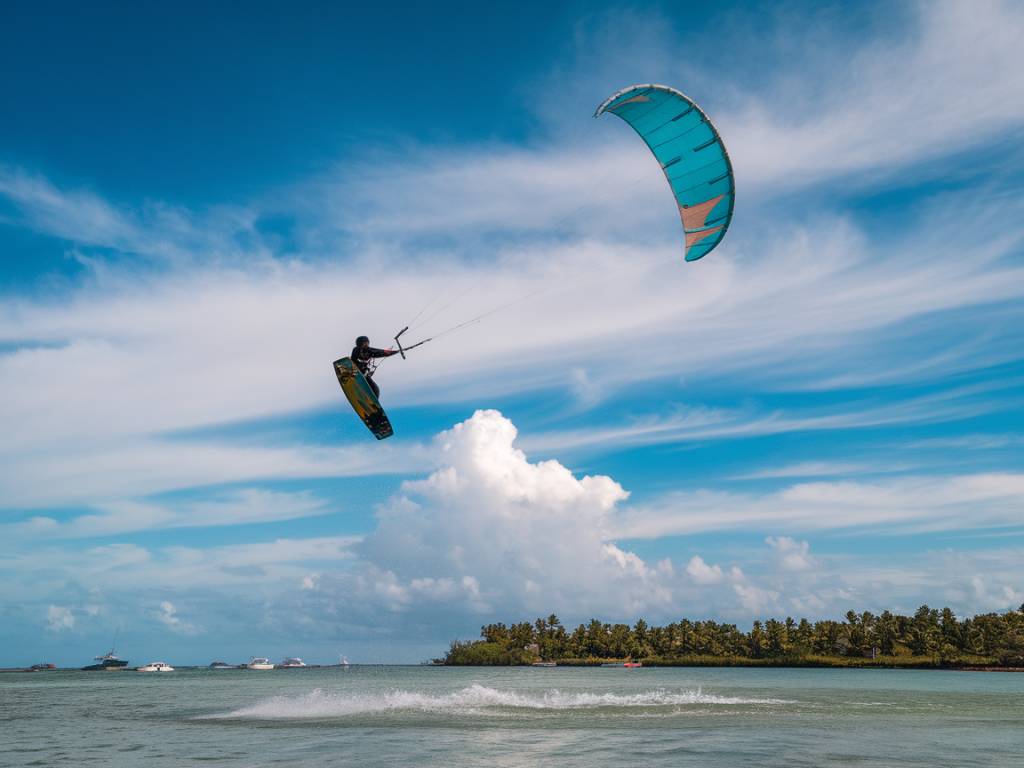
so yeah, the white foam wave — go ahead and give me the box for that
[201,684,790,720]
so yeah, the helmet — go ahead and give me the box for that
[355,336,370,346]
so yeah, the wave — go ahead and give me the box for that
[201,684,791,720]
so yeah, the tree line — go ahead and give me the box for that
[442,605,1024,667]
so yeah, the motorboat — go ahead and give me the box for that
[278,657,306,668]
[82,632,130,670]
[247,657,274,670]
[137,661,174,672]
[208,661,235,669]
[82,649,129,671]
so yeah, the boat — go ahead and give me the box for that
[278,657,306,668]
[531,661,557,667]
[83,632,130,671]
[623,662,643,668]
[247,657,274,670]
[339,655,349,670]
[28,663,56,671]
[208,661,235,670]
[137,661,174,672]
[82,646,129,671]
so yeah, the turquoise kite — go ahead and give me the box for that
[596,84,735,261]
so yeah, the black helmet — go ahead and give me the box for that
[355,336,370,346]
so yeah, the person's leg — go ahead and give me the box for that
[367,376,380,398]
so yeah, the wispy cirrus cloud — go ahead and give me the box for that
[4,489,333,539]
[0,438,428,510]
[731,461,913,481]
[521,378,1019,455]
[0,166,266,265]
[617,472,1024,540]
[902,433,1024,451]
[1,175,1021,509]
[722,0,1024,191]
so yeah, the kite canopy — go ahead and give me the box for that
[596,84,735,262]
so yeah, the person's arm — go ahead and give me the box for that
[366,346,397,359]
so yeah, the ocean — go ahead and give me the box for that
[2,665,1022,767]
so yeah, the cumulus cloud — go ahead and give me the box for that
[356,409,679,616]
[46,605,75,632]
[156,600,202,635]
[733,583,782,615]
[685,556,725,585]
[963,576,1024,613]
[766,536,816,572]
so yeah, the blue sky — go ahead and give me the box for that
[1,0,1023,666]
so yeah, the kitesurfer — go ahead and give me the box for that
[351,336,397,398]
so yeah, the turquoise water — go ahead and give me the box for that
[2,666,1022,766]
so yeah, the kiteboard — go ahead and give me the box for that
[333,357,393,440]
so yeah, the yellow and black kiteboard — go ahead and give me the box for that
[333,357,393,440]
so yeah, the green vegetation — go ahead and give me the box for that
[441,607,1024,668]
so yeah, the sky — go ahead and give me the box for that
[1,0,1023,667]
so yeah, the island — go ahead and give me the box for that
[440,605,1024,669]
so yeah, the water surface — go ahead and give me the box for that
[2,666,1022,766]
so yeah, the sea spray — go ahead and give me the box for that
[200,684,792,720]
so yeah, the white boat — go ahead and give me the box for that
[137,661,174,672]
[247,657,274,670]
[278,657,306,668]
[208,661,234,670]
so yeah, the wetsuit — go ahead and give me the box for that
[351,345,396,398]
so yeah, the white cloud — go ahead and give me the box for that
[903,434,1024,451]
[0,434,429,510]
[358,409,681,616]
[2,489,333,538]
[766,536,816,572]
[519,382,1012,456]
[156,600,202,636]
[723,0,1024,192]
[685,555,725,585]
[301,575,318,590]
[732,461,904,481]
[733,583,782,615]
[963,575,1024,613]
[619,473,1024,539]
[46,605,75,632]
[0,165,265,265]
